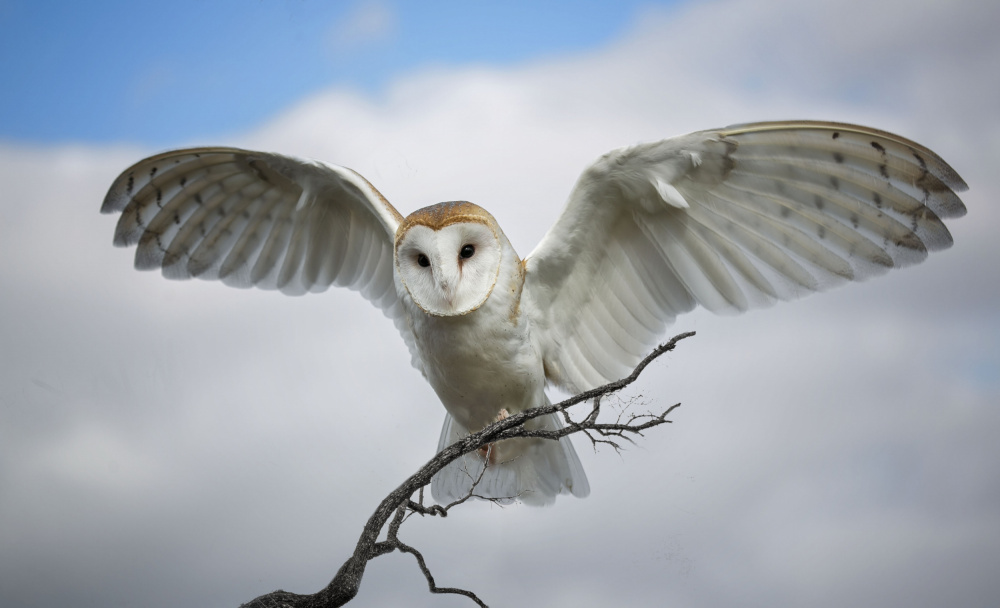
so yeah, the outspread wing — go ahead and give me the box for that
[522,121,968,393]
[102,147,423,371]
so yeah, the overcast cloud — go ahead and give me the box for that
[1,0,998,606]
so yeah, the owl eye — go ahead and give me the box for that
[460,244,476,259]
[417,254,430,267]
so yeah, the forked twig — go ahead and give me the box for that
[239,331,695,608]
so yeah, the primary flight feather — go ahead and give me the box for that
[101,121,967,505]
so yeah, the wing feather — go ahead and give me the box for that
[603,249,664,336]
[601,250,663,344]
[189,180,270,280]
[219,188,287,288]
[103,147,424,373]
[249,198,298,288]
[583,290,646,367]
[336,209,373,289]
[687,191,819,293]
[679,208,780,300]
[619,228,696,317]
[710,182,860,280]
[523,121,967,393]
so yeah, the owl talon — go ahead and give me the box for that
[477,409,512,464]
[477,443,494,463]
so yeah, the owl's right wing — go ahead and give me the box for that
[102,147,424,373]
[522,122,967,394]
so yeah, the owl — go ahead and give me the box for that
[101,121,967,506]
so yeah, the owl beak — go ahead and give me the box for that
[436,277,456,305]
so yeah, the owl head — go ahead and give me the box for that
[394,201,504,317]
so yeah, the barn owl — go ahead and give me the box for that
[101,121,967,506]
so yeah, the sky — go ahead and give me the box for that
[0,0,676,146]
[2,1,999,607]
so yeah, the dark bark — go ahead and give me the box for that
[240,331,695,608]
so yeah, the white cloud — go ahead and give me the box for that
[2,0,999,606]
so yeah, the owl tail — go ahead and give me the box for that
[430,405,590,507]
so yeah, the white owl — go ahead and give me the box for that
[101,121,967,506]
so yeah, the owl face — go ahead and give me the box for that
[394,202,503,317]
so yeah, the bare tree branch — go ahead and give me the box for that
[239,331,695,608]
[385,504,489,607]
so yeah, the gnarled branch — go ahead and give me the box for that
[239,331,695,608]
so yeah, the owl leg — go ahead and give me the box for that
[477,408,511,465]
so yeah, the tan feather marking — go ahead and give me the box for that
[719,120,968,191]
[396,201,498,244]
[721,121,919,148]
[508,253,526,323]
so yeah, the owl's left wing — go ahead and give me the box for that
[522,121,967,394]
[102,147,424,372]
